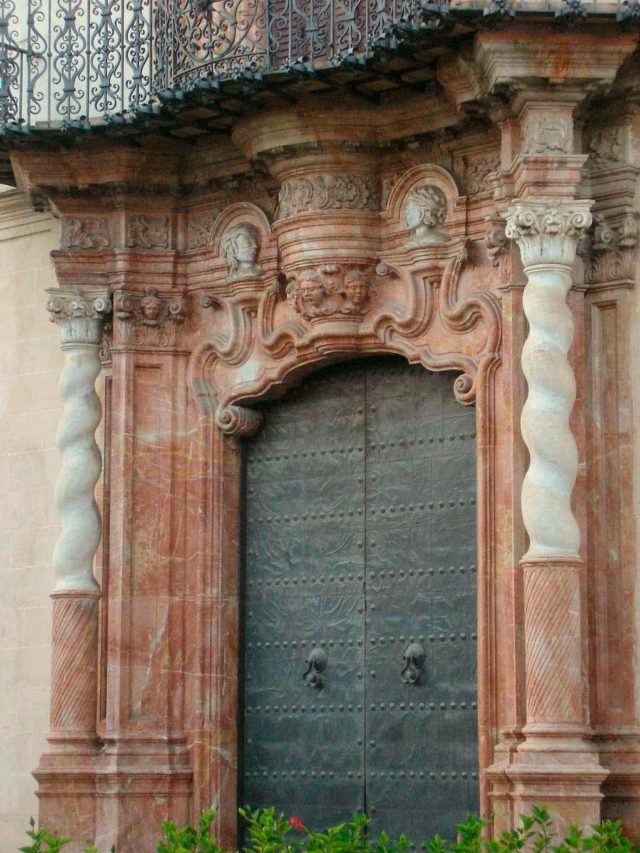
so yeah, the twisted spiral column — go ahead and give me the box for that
[504,200,592,737]
[45,289,111,747]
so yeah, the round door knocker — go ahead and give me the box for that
[401,642,426,684]
[303,647,328,689]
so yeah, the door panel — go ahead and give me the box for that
[243,364,367,829]
[363,361,478,840]
[242,357,478,841]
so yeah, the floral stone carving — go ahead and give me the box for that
[125,216,171,250]
[278,175,380,218]
[287,266,372,321]
[61,218,110,250]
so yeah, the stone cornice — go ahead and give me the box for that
[475,32,638,92]
[0,189,56,242]
[504,200,593,268]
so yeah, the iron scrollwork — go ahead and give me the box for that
[303,647,328,689]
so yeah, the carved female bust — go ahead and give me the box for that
[221,223,263,281]
[405,184,449,246]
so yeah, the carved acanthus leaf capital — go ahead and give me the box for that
[504,200,593,268]
[46,289,112,347]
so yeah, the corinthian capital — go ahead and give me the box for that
[46,289,112,347]
[504,200,593,268]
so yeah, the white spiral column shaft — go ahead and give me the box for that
[505,200,592,559]
[505,200,593,739]
[45,289,111,743]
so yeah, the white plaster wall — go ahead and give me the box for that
[0,190,61,851]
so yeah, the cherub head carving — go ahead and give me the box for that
[298,272,326,313]
[140,289,163,325]
[405,184,449,246]
[343,269,370,313]
[221,223,263,281]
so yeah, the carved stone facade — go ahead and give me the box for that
[7,15,640,853]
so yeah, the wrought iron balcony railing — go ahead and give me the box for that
[0,0,636,136]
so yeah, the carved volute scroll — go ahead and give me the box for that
[189,164,501,434]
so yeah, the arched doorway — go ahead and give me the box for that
[241,356,478,841]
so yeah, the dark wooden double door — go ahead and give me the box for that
[242,357,478,841]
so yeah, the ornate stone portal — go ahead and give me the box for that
[8,20,640,853]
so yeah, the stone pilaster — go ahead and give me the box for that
[503,201,607,826]
[35,289,111,848]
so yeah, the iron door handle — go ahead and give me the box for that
[402,642,426,684]
[303,647,328,689]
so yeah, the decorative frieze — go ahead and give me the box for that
[278,174,380,218]
[114,288,187,327]
[61,217,110,250]
[125,215,171,250]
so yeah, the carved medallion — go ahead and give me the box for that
[523,115,572,156]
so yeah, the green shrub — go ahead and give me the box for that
[20,806,640,853]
